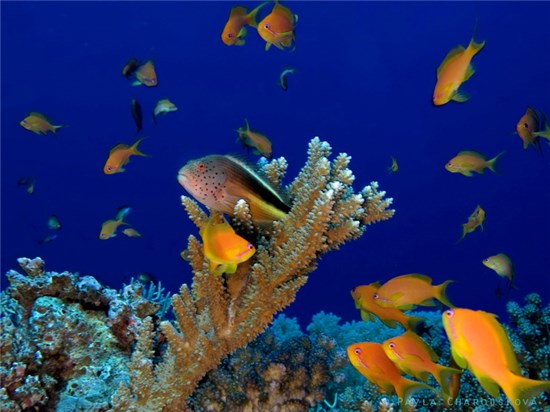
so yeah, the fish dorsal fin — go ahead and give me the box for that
[273,2,294,23]
[370,281,382,289]
[29,112,50,121]
[457,150,483,157]
[109,143,130,154]
[229,6,247,17]
[405,273,433,283]
[437,46,466,78]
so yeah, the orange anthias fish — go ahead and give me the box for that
[458,204,485,242]
[445,150,504,177]
[442,308,550,412]
[373,274,454,310]
[20,112,63,136]
[133,60,157,87]
[257,1,297,51]
[351,284,425,330]
[347,342,436,404]
[177,154,290,223]
[433,28,485,106]
[103,137,148,174]
[382,331,462,403]
[99,218,127,240]
[221,3,267,46]
[236,119,272,158]
[199,213,256,276]
[515,107,541,151]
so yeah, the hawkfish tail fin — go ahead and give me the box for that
[487,151,505,174]
[502,373,550,412]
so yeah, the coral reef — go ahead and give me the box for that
[111,137,394,409]
[1,137,395,410]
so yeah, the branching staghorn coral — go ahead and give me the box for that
[112,137,394,409]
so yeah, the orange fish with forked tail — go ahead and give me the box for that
[221,3,267,46]
[257,1,297,51]
[445,150,504,177]
[351,283,425,330]
[373,273,454,310]
[433,27,485,106]
[443,308,550,412]
[382,331,462,403]
[103,137,148,174]
[347,342,437,405]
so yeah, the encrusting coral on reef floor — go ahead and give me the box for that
[1,137,395,411]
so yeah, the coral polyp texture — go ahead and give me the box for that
[1,137,394,410]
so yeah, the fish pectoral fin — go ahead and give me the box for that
[452,91,470,103]
[450,347,468,369]
[464,64,476,81]
[477,375,501,398]
[379,317,399,329]
[235,39,246,46]
[360,309,375,323]
[418,298,436,307]
[265,42,272,51]
[131,81,142,86]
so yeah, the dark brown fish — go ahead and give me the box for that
[131,99,143,133]
[177,154,290,223]
[122,58,140,78]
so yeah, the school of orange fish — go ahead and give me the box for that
[16,2,549,410]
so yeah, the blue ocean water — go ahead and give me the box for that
[1,1,549,328]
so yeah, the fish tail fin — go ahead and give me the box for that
[502,373,550,412]
[434,280,455,307]
[533,113,550,140]
[51,125,64,135]
[246,1,269,28]
[487,151,505,174]
[467,17,485,56]
[394,377,436,404]
[433,364,462,395]
[130,137,149,157]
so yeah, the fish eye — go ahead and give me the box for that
[247,244,254,250]
[523,123,529,128]
[373,293,379,299]
[354,348,362,355]
[197,162,206,172]
[389,342,396,349]
[227,33,233,38]
[264,23,270,29]
[445,309,454,318]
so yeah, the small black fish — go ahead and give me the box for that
[17,176,35,194]
[122,58,140,78]
[136,272,156,284]
[130,99,143,133]
[38,233,58,245]
[277,67,296,91]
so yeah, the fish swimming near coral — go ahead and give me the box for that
[235,119,273,158]
[199,213,256,276]
[445,150,504,177]
[382,331,462,401]
[221,2,267,46]
[347,342,437,405]
[442,308,550,412]
[20,112,63,136]
[432,25,485,105]
[483,253,516,293]
[103,137,148,174]
[177,154,290,223]
[458,204,485,243]
[257,0,297,51]
[351,283,425,330]
[373,273,454,310]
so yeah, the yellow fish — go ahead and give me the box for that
[382,331,462,401]
[373,273,454,310]
[153,99,178,123]
[515,107,541,151]
[347,342,436,404]
[178,154,290,223]
[483,253,515,289]
[199,213,256,276]
[99,218,126,240]
[257,0,297,51]
[445,150,504,177]
[221,3,267,46]
[458,204,485,242]
[236,119,273,158]
[433,27,485,105]
[133,60,157,87]
[20,112,63,135]
[351,284,425,330]
[388,156,399,173]
[103,137,148,174]
[443,308,550,412]
[122,228,142,238]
